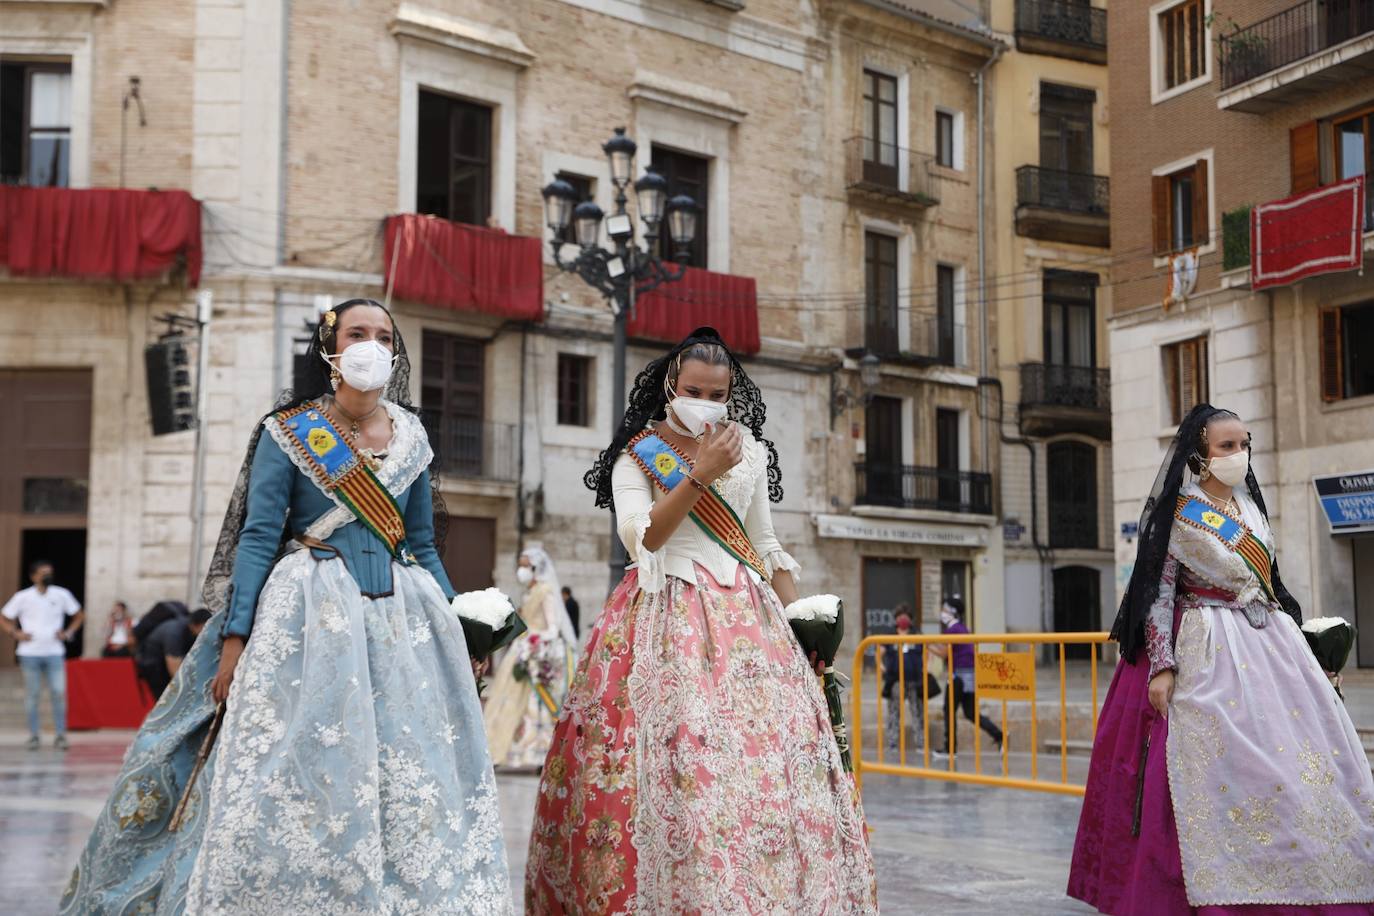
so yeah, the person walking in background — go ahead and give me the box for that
[0,560,83,751]
[560,585,580,637]
[931,597,1002,756]
[102,601,136,658]
[882,610,931,755]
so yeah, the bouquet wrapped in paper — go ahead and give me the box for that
[1301,616,1357,699]
[784,594,851,772]
[451,587,526,665]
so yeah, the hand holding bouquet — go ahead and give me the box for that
[784,594,851,772]
[451,588,527,691]
[1300,616,1357,700]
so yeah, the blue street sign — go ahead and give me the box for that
[1313,471,1374,534]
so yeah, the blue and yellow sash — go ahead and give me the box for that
[1174,495,1275,602]
[627,430,768,579]
[275,403,410,560]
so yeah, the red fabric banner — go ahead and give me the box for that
[66,658,156,730]
[1251,177,1364,291]
[630,267,761,355]
[0,186,203,286]
[383,214,543,320]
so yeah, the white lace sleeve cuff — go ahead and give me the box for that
[763,549,800,583]
[619,512,666,594]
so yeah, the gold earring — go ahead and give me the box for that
[1199,462,1211,482]
[330,364,342,391]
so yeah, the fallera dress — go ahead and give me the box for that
[61,401,513,915]
[1069,482,1374,914]
[524,426,878,914]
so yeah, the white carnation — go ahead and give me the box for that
[1301,616,1351,634]
[784,594,840,624]
[451,588,514,629]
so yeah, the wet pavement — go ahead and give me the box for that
[0,728,1095,915]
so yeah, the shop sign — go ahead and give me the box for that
[974,651,1036,700]
[815,514,988,548]
[1313,471,1374,534]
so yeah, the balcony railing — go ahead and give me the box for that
[1219,0,1374,89]
[422,415,518,482]
[854,463,993,515]
[1016,166,1109,216]
[1019,363,1111,438]
[1020,363,1110,410]
[1015,0,1107,58]
[862,314,967,366]
[845,137,939,208]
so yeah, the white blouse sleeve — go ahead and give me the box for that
[742,439,800,582]
[611,452,666,593]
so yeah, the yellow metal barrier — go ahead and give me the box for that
[851,632,1111,797]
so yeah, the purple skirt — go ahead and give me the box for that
[1067,651,1372,915]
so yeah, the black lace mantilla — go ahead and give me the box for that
[585,326,782,510]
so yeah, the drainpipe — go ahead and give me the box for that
[516,325,529,557]
[975,45,1003,478]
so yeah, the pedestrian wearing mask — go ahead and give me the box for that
[931,597,1002,756]
[0,560,83,750]
[882,611,934,754]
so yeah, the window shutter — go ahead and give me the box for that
[1320,308,1344,402]
[1191,159,1209,248]
[1291,121,1320,194]
[1178,339,1198,418]
[1152,175,1171,255]
[1196,336,1209,405]
[1164,343,1181,423]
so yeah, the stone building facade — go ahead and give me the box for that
[1,0,1019,660]
[1108,0,1374,666]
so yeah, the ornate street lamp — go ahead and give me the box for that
[541,128,699,588]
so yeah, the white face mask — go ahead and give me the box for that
[516,567,534,585]
[325,340,395,392]
[669,397,728,438]
[1207,450,1250,487]
[940,608,957,627]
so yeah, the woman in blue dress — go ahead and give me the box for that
[61,299,513,915]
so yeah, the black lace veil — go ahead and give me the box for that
[584,326,782,509]
[1110,403,1302,663]
[200,298,445,614]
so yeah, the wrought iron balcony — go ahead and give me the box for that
[854,463,993,515]
[1019,363,1111,439]
[845,137,939,211]
[1015,0,1107,63]
[1218,0,1374,111]
[861,314,966,367]
[422,416,518,483]
[1015,166,1110,248]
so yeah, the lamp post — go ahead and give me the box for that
[829,352,882,429]
[542,127,700,590]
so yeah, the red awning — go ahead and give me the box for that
[630,267,760,355]
[1251,177,1365,291]
[0,186,202,286]
[383,214,543,320]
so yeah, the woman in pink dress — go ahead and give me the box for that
[1069,404,1374,914]
[524,327,877,914]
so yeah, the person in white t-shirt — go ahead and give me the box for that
[0,560,83,750]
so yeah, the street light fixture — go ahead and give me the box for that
[830,352,882,429]
[542,127,700,589]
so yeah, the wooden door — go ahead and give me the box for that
[0,370,92,664]
[864,396,903,506]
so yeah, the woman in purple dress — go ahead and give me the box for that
[1068,404,1374,915]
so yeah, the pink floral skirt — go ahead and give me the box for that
[524,564,877,915]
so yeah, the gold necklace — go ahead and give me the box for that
[326,396,381,443]
[1200,488,1237,517]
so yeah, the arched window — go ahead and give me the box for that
[1048,441,1097,549]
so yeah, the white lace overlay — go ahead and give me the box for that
[184,553,512,914]
[621,511,665,593]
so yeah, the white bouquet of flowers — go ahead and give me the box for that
[783,594,850,772]
[451,588,526,662]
